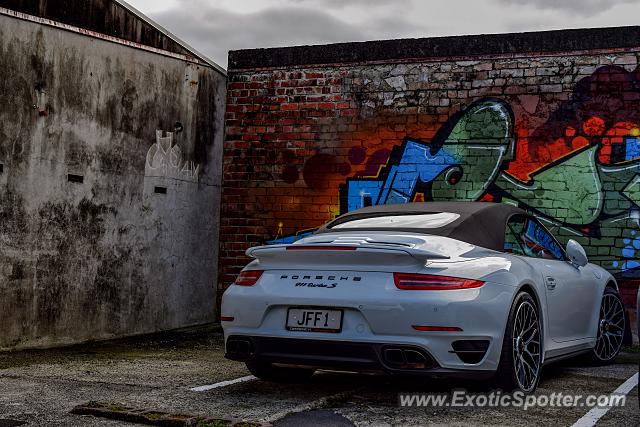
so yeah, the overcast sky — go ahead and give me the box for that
[124,0,640,69]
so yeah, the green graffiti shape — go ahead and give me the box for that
[600,164,640,216]
[495,146,603,225]
[431,99,514,202]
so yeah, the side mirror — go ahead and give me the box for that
[566,239,588,267]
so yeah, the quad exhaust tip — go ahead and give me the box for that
[381,346,434,370]
[226,337,254,360]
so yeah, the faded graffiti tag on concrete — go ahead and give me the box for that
[145,130,200,183]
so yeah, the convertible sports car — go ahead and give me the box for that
[221,202,626,392]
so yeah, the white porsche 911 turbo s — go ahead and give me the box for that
[221,202,626,392]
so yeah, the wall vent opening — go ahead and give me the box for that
[154,186,167,194]
[68,174,84,183]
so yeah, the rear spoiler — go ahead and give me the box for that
[246,244,450,266]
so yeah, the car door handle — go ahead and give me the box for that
[545,276,557,291]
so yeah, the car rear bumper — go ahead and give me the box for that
[222,277,515,372]
[225,335,495,379]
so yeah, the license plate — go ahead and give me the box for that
[286,308,343,333]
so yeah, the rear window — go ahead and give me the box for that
[330,212,460,229]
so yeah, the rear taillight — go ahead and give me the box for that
[394,273,484,290]
[234,270,263,286]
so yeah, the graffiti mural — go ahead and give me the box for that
[341,99,514,212]
[267,66,640,284]
[145,130,200,183]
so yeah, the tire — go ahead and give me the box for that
[590,287,625,364]
[245,359,315,383]
[494,291,542,393]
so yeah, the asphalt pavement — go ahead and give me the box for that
[0,325,637,426]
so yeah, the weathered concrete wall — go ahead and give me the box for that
[222,27,640,312]
[0,13,225,350]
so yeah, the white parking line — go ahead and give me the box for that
[190,375,257,392]
[570,372,638,427]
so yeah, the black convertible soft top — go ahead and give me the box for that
[317,202,527,252]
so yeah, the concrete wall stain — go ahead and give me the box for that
[0,12,225,350]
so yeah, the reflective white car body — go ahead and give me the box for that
[221,202,621,389]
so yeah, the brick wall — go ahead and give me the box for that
[222,28,640,314]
